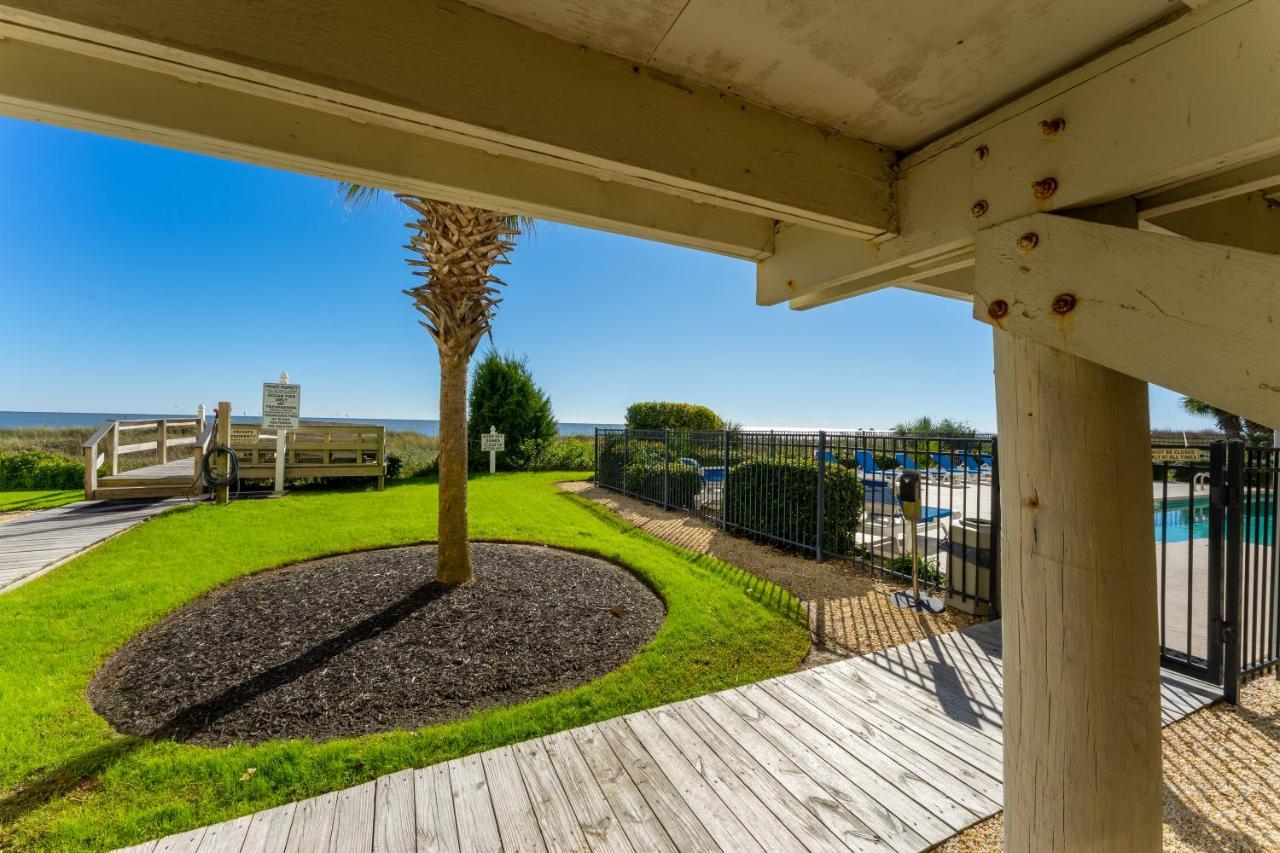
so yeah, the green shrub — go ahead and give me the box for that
[887,553,946,587]
[520,436,594,471]
[724,459,863,553]
[623,458,703,509]
[0,450,84,490]
[384,453,404,480]
[625,401,723,431]
[468,350,556,470]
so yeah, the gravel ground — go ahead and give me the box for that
[560,482,979,665]
[0,510,36,525]
[90,542,664,745]
[937,675,1280,851]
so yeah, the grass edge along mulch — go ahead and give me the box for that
[0,472,809,852]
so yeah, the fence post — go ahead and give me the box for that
[721,428,730,531]
[623,429,629,492]
[989,435,1001,616]
[816,430,826,564]
[593,429,599,486]
[1223,439,1244,703]
[663,429,671,509]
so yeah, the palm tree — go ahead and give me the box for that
[1181,397,1243,438]
[343,185,529,584]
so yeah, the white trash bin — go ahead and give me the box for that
[944,518,995,616]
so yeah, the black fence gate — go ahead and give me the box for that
[1155,440,1280,702]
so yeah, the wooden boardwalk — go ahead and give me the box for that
[0,499,180,593]
[118,620,1219,852]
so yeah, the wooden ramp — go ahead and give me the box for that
[0,499,181,594]
[117,620,1219,852]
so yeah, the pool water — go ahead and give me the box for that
[1154,496,1276,544]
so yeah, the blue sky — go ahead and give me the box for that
[0,117,1204,432]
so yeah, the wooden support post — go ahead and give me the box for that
[215,401,231,505]
[83,444,96,500]
[157,419,167,464]
[994,330,1162,851]
[108,422,119,475]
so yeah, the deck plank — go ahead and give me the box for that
[373,769,416,853]
[118,621,1223,853]
[194,815,252,853]
[415,762,462,853]
[594,718,721,851]
[449,755,501,853]
[711,690,927,853]
[539,731,636,853]
[240,803,296,853]
[512,738,592,853]
[283,792,338,853]
[569,726,677,853]
[328,780,375,852]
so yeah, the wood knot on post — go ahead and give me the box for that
[1039,117,1066,137]
[974,144,989,161]
[987,299,1009,320]
[971,199,989,218]
[1051,293,1077,315]
[1016,232,1039,251]
[1032,177,1058,200]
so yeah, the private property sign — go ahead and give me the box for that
[261,382,301,430]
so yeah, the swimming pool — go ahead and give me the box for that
[1154,496,1276,544]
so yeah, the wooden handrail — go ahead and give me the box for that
[83,415,204,499]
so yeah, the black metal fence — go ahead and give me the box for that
[1154,440,1280,701]
[595,428,1000,614]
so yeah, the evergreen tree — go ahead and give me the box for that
[468,350,557,470]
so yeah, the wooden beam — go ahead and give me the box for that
[994,328,1162,850]
[1147,191,1280,255]
[0,37,776,260]
[1138,152,1280,218]
[974,212,1280,426]
[776,0,1280,306]
[0,0,894,236]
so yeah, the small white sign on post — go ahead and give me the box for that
[262,372,300,495]
[480,425,505,474]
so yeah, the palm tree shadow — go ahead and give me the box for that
[1,579,455,825]
[149,579,452,741]
[0,737,144,824]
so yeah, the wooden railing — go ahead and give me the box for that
[82,417,203,499]
[228,422,386,489]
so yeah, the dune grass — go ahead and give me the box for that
[0,490,82,512]
[0,472,808,851]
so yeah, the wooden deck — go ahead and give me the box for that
[117,620,1220,852]
[0,498,180,593]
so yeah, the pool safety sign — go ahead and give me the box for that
[261,381,301,430]
[1152,448,1205,462]
[481,426,505,473]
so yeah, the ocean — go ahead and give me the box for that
[0,411,620,437]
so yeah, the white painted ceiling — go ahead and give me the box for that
[461,0,1187,150]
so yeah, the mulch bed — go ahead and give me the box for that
[89,542,665,746]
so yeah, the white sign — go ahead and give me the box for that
[481,425,505,474]
[480,428,506,452]
[261,382,301,430]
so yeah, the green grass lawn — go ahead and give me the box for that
[0,472,808,851]
[0,490,82,512]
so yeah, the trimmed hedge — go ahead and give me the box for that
[622,458,703,509]
[0,451,84,490]
[724,459,864,553]
[625,401,723,431]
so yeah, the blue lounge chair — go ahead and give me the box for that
[679,457,724,483]
[895,452,945,479]
[863,477,952,523]
[853,449,895,480]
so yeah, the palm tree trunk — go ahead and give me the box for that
[436,350,472,584]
